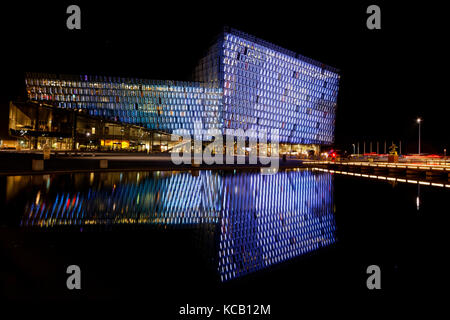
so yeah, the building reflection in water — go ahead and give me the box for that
[19,171,222,227]
[9,169,335,281]
[218,170,335,281]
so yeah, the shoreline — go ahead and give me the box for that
[0,152,305,175]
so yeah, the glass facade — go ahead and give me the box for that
[8,101,163,151]
[25,74,223,135]
[195,28,340,145]
[23,28,339,148]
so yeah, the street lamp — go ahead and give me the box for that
[416,118,422,155]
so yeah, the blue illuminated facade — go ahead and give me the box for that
[24,28,339,147]
[25,75,223,135]
[195,28,340,145]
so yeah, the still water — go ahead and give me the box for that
[1,169,448,304]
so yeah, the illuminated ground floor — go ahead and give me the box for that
[1,101,325,156]
[3,101,176,152]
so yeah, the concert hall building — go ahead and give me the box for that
[2,28,340,155]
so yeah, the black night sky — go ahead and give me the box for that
[1,1,446,153]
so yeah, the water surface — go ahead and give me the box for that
[0,169,447,306]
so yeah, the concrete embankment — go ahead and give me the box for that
[0,152,304,175]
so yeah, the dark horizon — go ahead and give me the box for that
[1,1,446,153]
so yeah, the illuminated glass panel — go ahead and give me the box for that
[25,28,339,145]
[25,73,223,135]
[195,28,340,144]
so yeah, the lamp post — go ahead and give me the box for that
[417,118,422,155]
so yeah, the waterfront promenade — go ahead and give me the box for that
[0,151,301,175]
[2,150,449,181]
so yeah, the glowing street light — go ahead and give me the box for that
[416,118,422,155]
